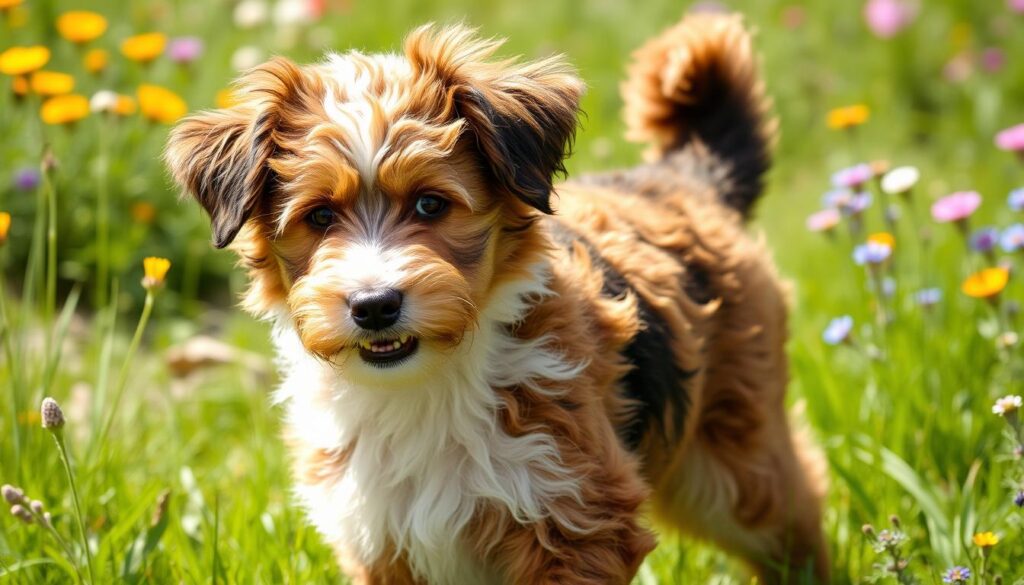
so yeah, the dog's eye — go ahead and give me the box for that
[308,206,335,228]
[414,194,447,219]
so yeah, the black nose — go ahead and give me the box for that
[349,288,403,331]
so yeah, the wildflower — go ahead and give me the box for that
[881,166,920,196]
[56,11,108,44]
[1011,0,1024,13]
[274,0,316,26]
[943,566,971,584]
[970,227,999,254]
[864,0,916,38]
[981,47,1006,73]
[0,212,10,245]
[868,232,895,250]
[973,532,999,548]
[10,504,32,524]
[915,288,942,308]
[1014,490,1024,508]
[0,46,50,76]
[932,191,981,223]
[216,88,238,109]
[137,85,187,124]
[90,90,136,116]
[0,0,23,10]
[853,241,891,266]
[167,36,204,64]
[997,331,1019,350]
[962,267,1009,300]
[231,45,264,71]
[13,167,39,192]
[83,48,108,74]
[11,75,28,97]
[944,53,973,84]
[843,192,873,217]
[995,123,1024,154]
[1001,224,1024,252]
[1,484,23,505]
[822,189,852,209]
[121,32,167,63]
[142,257,171,290]
[40,94,89,125]
[29,71,74,96]
[872,529,907,553]
[806,209,840,233]
[131,202,156,224]
[1008,188,1024,212]
[234,0,269,28]
[827,104,870,130]
[41,397,65,430]
[992,395,1022,416]
[881,276,896,298]
[822,316,854,345]
[832,163,874,190]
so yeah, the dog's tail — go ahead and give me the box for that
[622,12,776,218]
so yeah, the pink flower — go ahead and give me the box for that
[931,191,981,223]
[806,209,841,233]
[981,48,1006,73]
[996,124,1024,152]
[864,0,915,38]
[167,37,204,64]
[1009,0,1024,14]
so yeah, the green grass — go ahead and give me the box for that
[2,0,1024,582]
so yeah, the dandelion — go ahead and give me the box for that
[90,90,136,116]
[822,316,854,345]
[853,241,891,266]
[234,0,269,28]
[83,48,108,74]
[970,227,999,254]
[1001,224,1024,253]
[932,191,981,224]
[142,257,171,290]
[915,288,942,308]
[56,11,108,44]
[995,123,1024,157]
[973,532,999,548]
[942,566,971,584]
[881,166,920,196]
[13,167,40,192]
[1009,188,1024,212]
[167,36,204,64]
[806,209,840,233]
[832,163,874,190]
[40,94,89,125]
[827,104,870,130]
[0,46,50,76]
[962,267,1009,300]
[864,0,916,38]
[137,84,187,124]
[992,395,1022,416]
[121,32,167,63]
[29,71,74,96]
[0,212,10,245]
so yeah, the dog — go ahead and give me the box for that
[166,11,828,584]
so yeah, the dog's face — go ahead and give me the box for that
[166,26,582,383]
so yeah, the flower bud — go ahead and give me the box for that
[41,397,65,429]
[2,484,24,505]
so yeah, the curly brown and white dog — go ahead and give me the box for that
[166,11,828,584]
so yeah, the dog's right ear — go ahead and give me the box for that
[165,57,315,249]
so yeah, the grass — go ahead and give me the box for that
[2,0,1024,582]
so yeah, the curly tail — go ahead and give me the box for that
[622,13,776,217]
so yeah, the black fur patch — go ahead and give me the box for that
[546,219,694,450]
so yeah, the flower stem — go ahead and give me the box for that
[44,160,57,329]
[0,269,21,477]
[50,429,95,584]
[94,124,110,309]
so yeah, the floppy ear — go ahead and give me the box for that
[165,57,315,248]
[406,25,585,214]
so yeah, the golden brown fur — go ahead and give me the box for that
[166,11,827,584]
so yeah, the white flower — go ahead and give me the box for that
[274,0,314,26]
[992,395,1023,416]
[231,46,265,72]
[234,0,269,29]
[881,166,920,195]
[90,90,119,114]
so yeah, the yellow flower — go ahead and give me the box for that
[131,202,156,224]
[121,32,166,63]
[827,104,870,131]
[0,46,51,76]
[137,84,187,124]
[0,211,11,245]
[12,75,28,97]
[973,532,999,548]
[215,88,239,109]
[30,71,75,96]
[57,11,108,44]
[17,410,40,426]
[40,94,89,125]
[84,48,108,74]
[142,257,171,290]
[868,232,895,250]
[0,0,22,9]
[962,267,1009,300]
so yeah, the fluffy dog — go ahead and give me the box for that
[166,11,827,584]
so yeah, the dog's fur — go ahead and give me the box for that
[166,12,828,584]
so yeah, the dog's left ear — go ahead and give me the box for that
[406,25,585,214]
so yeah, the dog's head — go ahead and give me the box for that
[166,25,582,382]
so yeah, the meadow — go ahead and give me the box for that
[1,0,1024,582]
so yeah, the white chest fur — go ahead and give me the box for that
[273,277,584,584]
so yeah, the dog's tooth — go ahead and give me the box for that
[400,334,409,344]
[392,342,401,351]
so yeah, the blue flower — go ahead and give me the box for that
[1009,188,1024,212]
[915,288,942,307]
[1014,490,1024,508]
[832,163,874,190]
[853,241,891,265]
[970,227,999,253]
[1001,224,1024,253]
[943,566,971,584]
[12,167,40,192]
[842,192,873,216]
[822,316,853,345]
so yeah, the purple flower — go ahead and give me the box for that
[832,163,874,190]
[822,189,853,209]
[853,241,891,265]
[167,37,204,64]
[864,0,915,38]
[931,191,981,223]
[1010,0,1024,14]
[1008,188,1024,211]
[943,566,971,584]
[13,167,40,192]
[981,47,1006,73]
[823,316,854,345]
[970,227,999,253]
[915,288,941,307]
[996,123,1024,152]
[806,209,841,232]
[843,192,873,217]
[1014,490,1024,507]
[1002,224,1024,252]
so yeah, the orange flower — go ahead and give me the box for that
[215,88,238,109]
[962,267,1009,300]
[0,46,50,76]
[30,71,74,96]
[827,104,870,130]
[84,48,109,74]
[868,232,895,250]
[137,84,187,123]
[12,75,28,96]
[142,257,171,290]
[0,0,22,9]
[40,94,89,125]
[120,32,166,63]
[0,211,11,245]
[57,11,108,44]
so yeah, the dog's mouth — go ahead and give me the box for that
[355,335,419,367]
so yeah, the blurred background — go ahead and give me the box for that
[1,0,1024,582]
